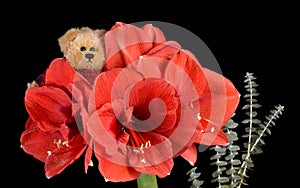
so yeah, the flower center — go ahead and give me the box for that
[126,128,151,154]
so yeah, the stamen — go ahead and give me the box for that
[132,141,151,154]
[141,158,146,164]
[54,139,69,148]
[62,141,69,147]
[127,128,151,155]
[128,129,146,147]
[54,139,62,148]
[145,140,151,148]
[139,144,144,154]
[197,113,201,120]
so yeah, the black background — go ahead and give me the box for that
[7,8,290,188]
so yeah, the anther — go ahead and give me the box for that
[62,141,69,147]
[133,149,140,154]
[145,140,151,148]
[141,158,146,164]
[197,113,201,120]
[139,144,144,154]
[54,139,69,148]
[54,139,62,148]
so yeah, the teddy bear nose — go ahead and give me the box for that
[85,53,94,60]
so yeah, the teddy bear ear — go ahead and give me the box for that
[58,28,80,54]
[94,29,106,38]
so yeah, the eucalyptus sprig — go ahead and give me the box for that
[187,72,285,188]
[237,104,284,187]
[186,167,204,188]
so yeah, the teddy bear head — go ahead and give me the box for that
[58,27,106,70]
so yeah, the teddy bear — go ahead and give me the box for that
[58,27,106,71]
[27,26,106,88]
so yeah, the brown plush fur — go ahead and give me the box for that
[58,27,106,70]
[27,27,106,89]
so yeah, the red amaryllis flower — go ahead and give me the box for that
[20,58,95,178]
[86,22,240,182]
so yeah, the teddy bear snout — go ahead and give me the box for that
[85,53,94,61]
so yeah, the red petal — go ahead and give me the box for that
[147,41,181,60]
[110,22,166,44]
[89,69,120,111]
[25,86,73,133]
[84,146,93,174]
[135,158,174,178]
[165,104,200,157]
[104,23,165,70]
[72,72,93,107]
[128,132,174,178]
[87,107,120,156]
[128,78,179,133]
[90,68,143,113]
[196,129,229,146]
[180,144,197,166]
[89,105,129,156]
[109,21,126,30]
[45,135,87,178]
[45,58,75,92]
[198,68,240,130]
[141,23,166,44]
[135,57,162,78]
[20,118,63,162]
[95,153,141,182]
[168,49,207,97]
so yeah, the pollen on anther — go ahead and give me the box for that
[210,127,215,132]
[54,139,62,148]
[139,55,144,59]
[62,141,69,147]
[47,151,51,156]
[133,148,140,154]
[141,158,146,164]
[145,140,151,148]
[89,160,94,167]
[197,113,201,120]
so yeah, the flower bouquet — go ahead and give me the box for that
[19,21,284,188]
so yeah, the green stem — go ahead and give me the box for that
[137,173,158,188]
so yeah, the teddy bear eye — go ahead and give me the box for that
[80,47,86,51]
[90,47,95,51]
